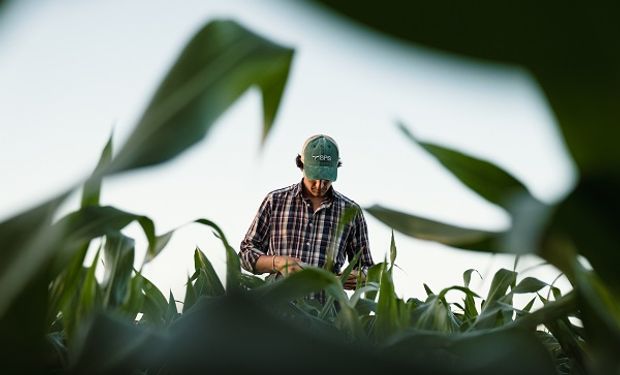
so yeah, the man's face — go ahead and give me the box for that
[303,177,332,198]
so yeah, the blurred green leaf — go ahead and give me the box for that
[119,272,145,320]
[70,312,164,373]
[337,248,362,289]
[375,257,399,341]
[462,269,480,289]
[194,218,240,294]
[350,283,379,307]
[73,249,102,338]
[411,294,460,333]
[192,247,225,297]
[314,1,620,179]
[137,272,168,327]
[385,327,557,374]
[513,292,576,330]
[366,204,501,252]
[102,232,135,308]
[485,268,517,307]
[550,176,620,293]
[364,262,384,301]
[398,122,532,210]
[81,132,113,207]
[423,283,435,297]
[251,267,341,306]
[0,192,69,317]
[574,263,620,374]
[502,191,554,256]
[182,277,197,314]
[108,20,293,174]
[469,268,517,330]
[513,277,548,294]
[520,297,536,315]
[164,291,179,326]
[326,205,360,271]
[535,331,572,375]
[438,285,480,300]
[389,229,397,269]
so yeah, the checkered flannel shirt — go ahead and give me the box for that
[239,180,374,275]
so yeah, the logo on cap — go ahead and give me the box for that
[312,155,332,161]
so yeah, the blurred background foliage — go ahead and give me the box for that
[0,1,619,374]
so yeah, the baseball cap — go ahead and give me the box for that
[300,134,340,181]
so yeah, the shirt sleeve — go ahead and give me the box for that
[346,205,374,271]
[239,194,271,273]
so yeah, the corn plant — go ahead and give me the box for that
[0,19,293,373]
[1,4,616,374]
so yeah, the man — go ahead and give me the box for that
[239,134,374,291]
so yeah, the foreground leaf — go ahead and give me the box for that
[108,20,294,173]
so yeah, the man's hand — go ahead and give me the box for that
[342,270,366,290]
[273,255,304,276]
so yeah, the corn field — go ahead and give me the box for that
[1,3,620,374]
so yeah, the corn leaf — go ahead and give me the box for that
[194,218,240,294]
[108,20,293,174]
[512,277,548,294]
[398,122,531,210]
[0,192,69,317]
[81,132,113,208]
[366,204,501,253]
[193,247,225,297]
[102,232,135,308]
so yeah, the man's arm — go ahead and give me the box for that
[239,195,303,275]
[239,195,271,273]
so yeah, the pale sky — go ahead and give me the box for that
[0,0,577,305]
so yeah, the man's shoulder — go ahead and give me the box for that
[265,184,298,200]
[332,189,361,209]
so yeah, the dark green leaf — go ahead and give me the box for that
[398,122,531,210]
[119,273,145,320]
[389,229,397,268]
[364,263,384,301]
[0,192,69,317]
[102,232,135,308]
[463,268,481,288]
[501,191,554,255]
[485,268,517,307]
[366,204,501,252]
[137,272,168,327]
[412,295,460,333]
[326,205,360,270]
[423,283,435,297]
[194,218,240,294]
[108,20,293,173]
[574,264,620,374]
[164,291,179,326]
[513,277,548,294]
[375,258,399,341]
[72,249,103,338]
[469,269,517,329]
[81,132,113,207]
[193,247,225,297]
[438,285,480,300]
[520,297,537,315]
[549,176,620,293]
[250,267,342,306]
[313,1,620,179]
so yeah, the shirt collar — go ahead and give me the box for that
[294,179,335,204]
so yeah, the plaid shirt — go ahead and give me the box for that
[239,180,373,275]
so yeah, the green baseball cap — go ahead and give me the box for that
[301,134,340,181]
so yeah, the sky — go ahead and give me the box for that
[0,0,577,305]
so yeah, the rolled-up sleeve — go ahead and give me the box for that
[239,194,271,273]
[346,206,374,271]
